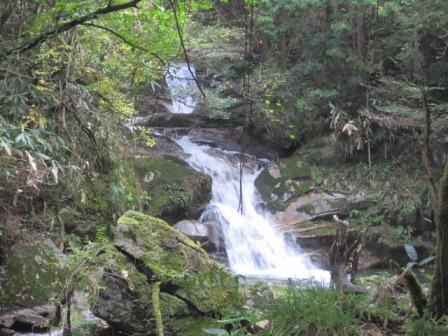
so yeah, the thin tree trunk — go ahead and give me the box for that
[356,6,366,62]
[420,86,439,213]
[429,163,448,317]
[278,31,287,70]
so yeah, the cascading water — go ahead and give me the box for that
[175,137,330,281]
[165,63,198,114]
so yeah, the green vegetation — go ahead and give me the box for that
[1,0,448,334]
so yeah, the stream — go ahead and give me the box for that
[166,64,329,281]
[11,64,328,336]
[175,136,329,281]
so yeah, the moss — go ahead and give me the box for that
[160,293,190,317]
[74,175,110,213]
[292,181,312,197]
[127,156,212,223]
[0,240,69,310]
[255,157,312,210]
[300,226,338,237]
[297,221,338,237]
[92,246,195,333]
[254,167,278,202]
[116,211,243,314]
[297,203,316,215]
[170,317,218,336]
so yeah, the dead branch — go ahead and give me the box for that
[329,215,369,294]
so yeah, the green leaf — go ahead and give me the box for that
[418,256,436,267]
[37,152,51,161]
[217,316,248,324]
[203,328,230,336]
[404,243,418,262]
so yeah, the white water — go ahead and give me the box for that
[165,63,198,114]
[176,136,330,281]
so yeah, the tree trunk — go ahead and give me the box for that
[429,163,448,318]
[356,7,366,62]
[278,30,287,70]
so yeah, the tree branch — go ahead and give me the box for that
[0,0,142,62]
[81,23,166,65]
[168,0,206,98]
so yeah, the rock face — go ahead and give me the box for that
[92,211,241,334]
[0,240,68,333]
[253,139,433,270]
[129,156,212,223]
[174,219,225,253]
[91,248,196,334]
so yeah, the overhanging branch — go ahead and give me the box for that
[81,23,166,65]
[0,0,142,62]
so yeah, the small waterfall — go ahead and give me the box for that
[165,63,198,114]
[175,136,329,281]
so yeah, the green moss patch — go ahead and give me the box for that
[127,156,212,223]
[0,240,69,310]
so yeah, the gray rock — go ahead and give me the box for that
[0,305,59,332]
[173,219,225,252]
[0,240,68,333]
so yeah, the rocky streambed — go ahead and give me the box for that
[0,124,434,335]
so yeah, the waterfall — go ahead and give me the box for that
[175,137,329,281]
[165,63,198,114]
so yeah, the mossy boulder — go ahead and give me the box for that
[91,248,195,334]
[129,156,212,223]
[255,159,313,211]
[0,239,69,332]
[114,211,242,314]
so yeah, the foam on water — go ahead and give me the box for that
[165,64,198,114]
[175,136,330,281]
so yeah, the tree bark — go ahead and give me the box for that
[420,86,439,214]
[429,163,448,318]
[356,6,366,62]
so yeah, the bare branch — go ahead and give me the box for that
[168,0,206,98]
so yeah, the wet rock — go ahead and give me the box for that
[141,112,236,129]
[174,219,225,253]
[114,211,242,314]
[0,240,68,333]
[0,305,59,333]
[274,192,366,233]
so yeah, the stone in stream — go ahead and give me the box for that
[0,240,69,333]
[173,219,225,253]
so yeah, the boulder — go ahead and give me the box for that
[0,240,69,333]
[129,156,212,223]
[174,219,225,252]
[91,248,196,334]
[114,211,242,314]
